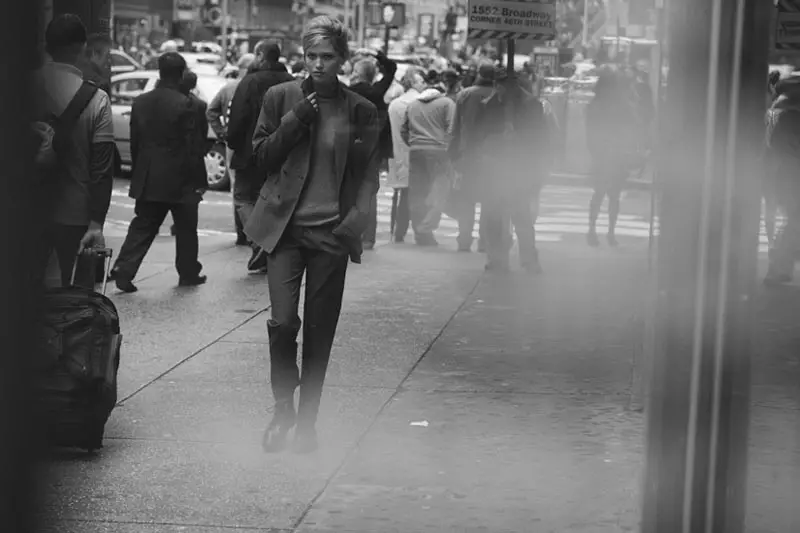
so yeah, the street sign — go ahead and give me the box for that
[418,13,435,43]
[466,0,556,41]
[381,2,406,28]
[364,0,384,27]
[776,0,800,49]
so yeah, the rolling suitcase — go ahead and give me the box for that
[36,248,122,452]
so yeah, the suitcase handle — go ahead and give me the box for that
[70,248,113,295]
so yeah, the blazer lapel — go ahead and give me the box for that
[300,77,316,175]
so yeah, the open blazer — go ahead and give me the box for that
[244,77,381,263]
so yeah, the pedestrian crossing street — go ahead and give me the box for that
[104,184,772,252]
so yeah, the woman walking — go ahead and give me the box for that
[585,66,638,247]
[245,16,380,453]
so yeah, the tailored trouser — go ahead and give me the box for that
[266,224,349,428]
[227,147,246,240]
[114,200,202,280]
[392,187,410,241]
[456,200,487,250]
[482,191,541,269]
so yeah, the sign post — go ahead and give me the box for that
[380,3,405,54]
[466,0,556,73]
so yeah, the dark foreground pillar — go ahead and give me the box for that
[641,0,771,532]
[1,2,44,532]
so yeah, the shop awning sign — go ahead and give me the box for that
[466,0,556,41]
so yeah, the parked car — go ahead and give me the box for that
[110,49,143,74]
[109,70,231,191]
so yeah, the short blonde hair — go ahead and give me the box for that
[303,16,350,61]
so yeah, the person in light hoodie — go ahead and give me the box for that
[401,75,457,246]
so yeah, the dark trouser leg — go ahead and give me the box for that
[234,205,246,243]
[238,201,268,271]
[51,224,89,287]
[170,202,202,279]
[394,187,410,241]
[510,196,538,268]
[483,197,510,270]
[297,244,349,429]
[266,237,305,404]
[113,200,169,281]
[409,151,439,241]
[408,151,427,236]
[457,198,477,250]
[589,185,607,234]
[362,189,378,247]
[478,205,487,251]
[607,184,623,236]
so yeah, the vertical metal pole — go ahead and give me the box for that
[581,0,590,49]
[506,38,515,75]
[344,0,351,32]
[384,23,391,54]
[221,0,229,62]
[359,0,366,47]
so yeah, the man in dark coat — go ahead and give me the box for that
[449,63,496,253]
[227,40,294,271]
[346,49,397,249]
[110,52,207,292]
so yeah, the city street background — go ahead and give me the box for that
[38,178,796,533]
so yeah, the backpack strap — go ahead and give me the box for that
[56,81,99,132]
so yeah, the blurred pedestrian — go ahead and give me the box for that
[206,53,256,246]
[227,41,294,272]
[474,70,549,272]
[449,63,497,252]
[401,76,456,246]
[387,66,427,242]
[291,60,307,79]
[441,68,461,100]
[763,69,783,251]
[247,16,381,453]
[347,50,398,249]
[585,66,638,247]
[764,75,800,286]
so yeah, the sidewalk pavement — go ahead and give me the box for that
[41,231,797,532]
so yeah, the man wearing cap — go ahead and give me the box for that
[207,52,256,245]
[227,41,294,272]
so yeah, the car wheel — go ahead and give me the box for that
[205,144,230,191]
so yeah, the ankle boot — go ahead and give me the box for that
[262,399,296,453]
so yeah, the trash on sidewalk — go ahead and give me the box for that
[410,420,429,427]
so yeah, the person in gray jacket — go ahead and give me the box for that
[401,82,456,246]
[206,53,255,245]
